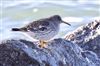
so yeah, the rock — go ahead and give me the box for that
[0,38,100,66]
[0,40,40,66]
[65,20,100,58]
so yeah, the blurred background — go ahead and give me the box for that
[0,0,100,41]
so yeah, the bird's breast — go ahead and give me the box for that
[26,22,60,41]
[26,26,59,41]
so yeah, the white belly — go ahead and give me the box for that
[26,29,59,41]
[24,22,60,41]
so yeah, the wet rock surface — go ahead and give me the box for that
[0,40,40,66]
[65,20,100,58]
[0,38,100,66]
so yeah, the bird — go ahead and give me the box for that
[12,15,71,48]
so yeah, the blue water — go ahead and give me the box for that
[0,0,100,41]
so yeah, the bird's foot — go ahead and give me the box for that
[38,40,47,48]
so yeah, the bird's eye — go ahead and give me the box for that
[39,27,47,31]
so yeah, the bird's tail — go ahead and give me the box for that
[12,28,21,31]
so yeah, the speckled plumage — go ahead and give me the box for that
[12,15,71,48]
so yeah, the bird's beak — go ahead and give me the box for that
[61,21,71,26]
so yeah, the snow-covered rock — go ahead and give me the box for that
[0,38,100,66]
[65,20,100,58]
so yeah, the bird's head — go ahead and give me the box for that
[50,15,71,26]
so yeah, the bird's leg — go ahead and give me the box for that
[39,40,47,48]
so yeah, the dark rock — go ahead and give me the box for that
[65,20,100,58]
[0,40,40,66]
[0,38,100,66]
